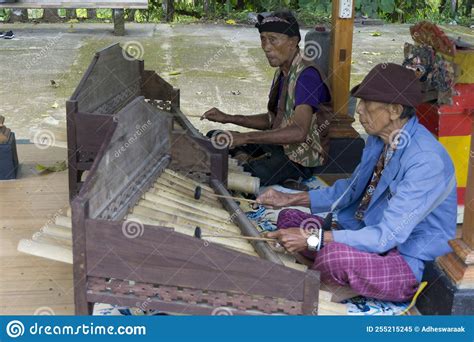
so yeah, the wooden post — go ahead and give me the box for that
[203,0,210,17]
[415,112,474,315]
[163,0,174,22]
[72,199,91,315]
[328,0,359,139]
[462,120,474,248]
[66,9,77,20]
[113,8,125,36]
[87,9,96,19]
[437,118,474,288]
[43,8,62,23]
[126,9,136,22]
[8,8,28,22]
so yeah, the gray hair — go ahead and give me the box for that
[400,106,416,119]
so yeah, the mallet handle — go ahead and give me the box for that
[211,193,257,204]
[202,234,275,242]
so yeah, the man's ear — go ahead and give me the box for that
[289,36,299,49]
[388,104,403,120]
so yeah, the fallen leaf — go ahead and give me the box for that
[226,19,236,25]
[168,70,181,76]
[35,161,67,174]
[371,32,382,37]
[51,102,59,109]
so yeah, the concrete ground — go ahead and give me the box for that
[0,21,473,141]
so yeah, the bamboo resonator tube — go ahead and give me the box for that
[228,172,260,195]
[17,212,73,264]
[18,168,261,262]
[17,168,302,269]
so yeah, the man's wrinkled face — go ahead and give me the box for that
[260,32,297,67]
[357,99,392,136]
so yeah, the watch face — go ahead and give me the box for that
[307,235,320,248]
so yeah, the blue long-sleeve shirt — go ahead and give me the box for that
[308,117,457,281]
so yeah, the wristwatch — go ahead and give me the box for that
[306,229,324,252]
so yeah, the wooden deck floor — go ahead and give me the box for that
[0,144,73,315]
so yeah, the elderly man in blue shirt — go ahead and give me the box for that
[257,63,457,302]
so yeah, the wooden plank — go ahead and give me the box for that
[71,44,142,114]
[302,270,320,315]
[0,305,74,316]
[141,70,180,106]
[85,219,307,302]
[80,97,172,220]
[318,300,347,316]
[0,144,74,312]
[71,199,90,314]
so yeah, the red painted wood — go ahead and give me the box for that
[417,84,474,137]
[458,187,466,205]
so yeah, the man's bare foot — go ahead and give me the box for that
[320,283,359,303]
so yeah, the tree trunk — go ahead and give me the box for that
[66,9,77,19]
[466,0,473,16]
[125,9,136,21]
[113,9,125,36]
[43,8,62,23]
[440,0,458,16]
[451,0,458,15]
[439,0,447,12]
[8,8,28,23]
[290,0,299,10]
[203,0,210,17]
[236,0,244,10]
[87,9,97,19]
[162,0,174,22]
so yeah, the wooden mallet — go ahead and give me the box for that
[193,227,275,242]
[194,186,257,204]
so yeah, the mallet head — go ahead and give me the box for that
[194,226,202,239]
[194,186,202,200]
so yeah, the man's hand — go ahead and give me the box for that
[201,108,229,123]
[266,228,309,253]
[256,189,291,209]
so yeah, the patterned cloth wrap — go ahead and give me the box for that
[343,297,410,316]
[246,205,277,231]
